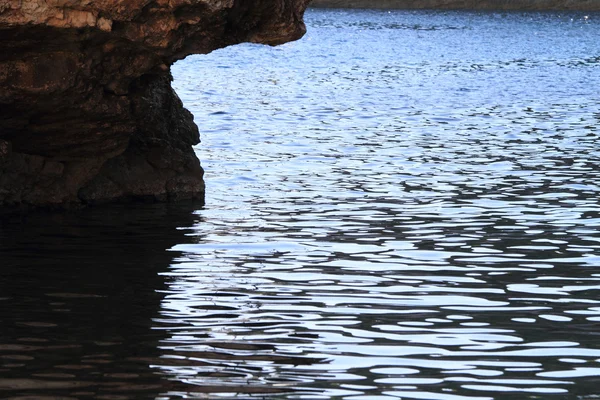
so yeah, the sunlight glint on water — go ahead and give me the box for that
[166,8,600,399]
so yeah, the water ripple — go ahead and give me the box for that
[165,7,600,399]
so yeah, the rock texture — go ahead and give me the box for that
[0,0,310,208]
[310,0,600,10]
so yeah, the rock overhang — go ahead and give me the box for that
[0,0,310,209]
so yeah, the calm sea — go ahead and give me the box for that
[1,8,600,400]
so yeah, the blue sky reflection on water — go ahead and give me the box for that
[168,8,600,400]
[0,7,599,400]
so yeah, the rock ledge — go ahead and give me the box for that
[0,0,309,208]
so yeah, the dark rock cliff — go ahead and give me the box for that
[310,0,600,10]
[0,0,310,208]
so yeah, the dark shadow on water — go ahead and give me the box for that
[0,204,322,399]
[0,204,203,398]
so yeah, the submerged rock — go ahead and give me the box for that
[310,0,600,10]
[0,0,309,208]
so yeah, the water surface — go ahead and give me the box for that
[2,8,600,400]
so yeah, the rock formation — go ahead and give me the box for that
[310,0,600,10]
[0,0,310,208]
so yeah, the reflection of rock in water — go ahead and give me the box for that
[0,205,324,398]
[0,205,193,397]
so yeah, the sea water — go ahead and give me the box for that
[1,8,599,400]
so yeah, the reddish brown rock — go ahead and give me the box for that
[0,0,310,208]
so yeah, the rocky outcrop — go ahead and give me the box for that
[0,0,310,209]
[310,0,600,10]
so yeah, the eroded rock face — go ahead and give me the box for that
[0,0,310,208]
